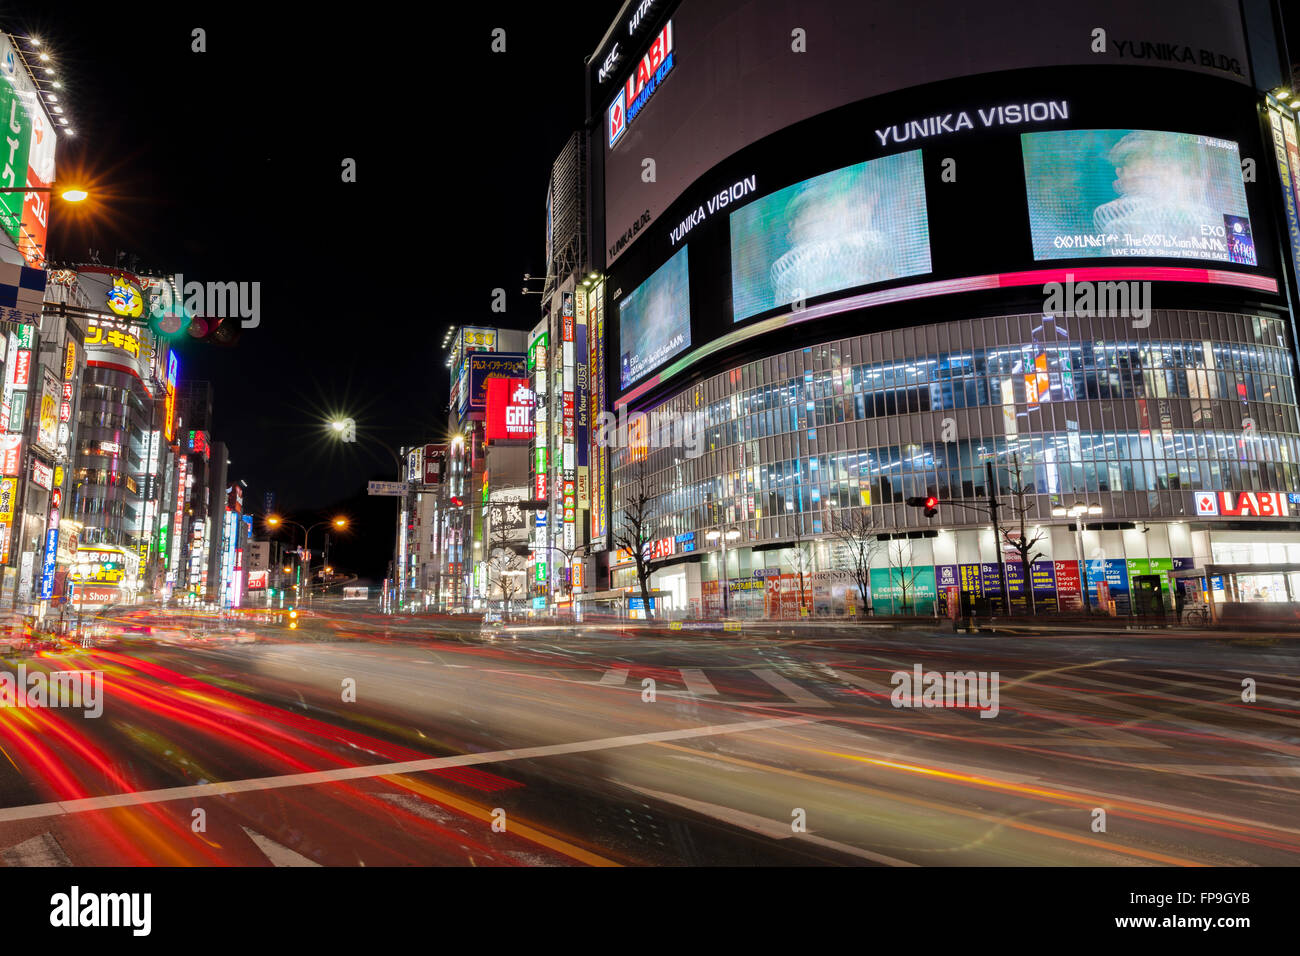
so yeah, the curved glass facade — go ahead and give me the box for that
[610,308,1299,583]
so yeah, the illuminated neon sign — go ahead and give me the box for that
[106,276,144,318]
[607,20,673,148]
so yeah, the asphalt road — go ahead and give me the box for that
[0,605,1296,866]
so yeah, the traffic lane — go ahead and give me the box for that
[0,644,592,865]
[136,637,1300,864]
[7,630,1299,866]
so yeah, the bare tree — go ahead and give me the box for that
[611,457,657,620]
[997,453,1047,615]
[885,536,924,613]
[486,499,527,620]
[785,517,815,617]
[830,508,882,615]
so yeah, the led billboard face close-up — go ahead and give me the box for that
[729,151,932,323]
[1023,128,1256,264]
[619,245,691,389]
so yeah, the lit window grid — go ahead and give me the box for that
[610,309,1299,550]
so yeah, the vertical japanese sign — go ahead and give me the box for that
[35,368,58,452]
[561,291,577,551]
[590,282,607,550]
[171,456,187,575]
[0,476,15,564]
[39,473,64,601]
[164,350,178,442]
[1267,103,1300,301]
[0,33,58,267]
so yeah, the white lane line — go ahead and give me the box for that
[832,670,892,697]
[625,784,916,867]
[598,668,630,686]
[680,668,718,696]
[752,669,833,708]
[241,827,322,867]
[0,716,814,824]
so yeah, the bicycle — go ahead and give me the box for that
[1183,604,1210,626]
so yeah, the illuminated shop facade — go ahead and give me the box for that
[591,0,1300,615]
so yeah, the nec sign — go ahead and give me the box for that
[607,20,674,149]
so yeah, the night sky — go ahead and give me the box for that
[21,0,619,577]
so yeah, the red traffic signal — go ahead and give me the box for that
[907,495,940,518]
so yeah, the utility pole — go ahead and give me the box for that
[986,460,1011,615]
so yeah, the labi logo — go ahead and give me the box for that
[50,886,151,936]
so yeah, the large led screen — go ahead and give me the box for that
[1023,129,1256,265]
[729,151,931,323]
[619,245,691,389]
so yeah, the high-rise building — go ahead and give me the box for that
[581,0,1300,618]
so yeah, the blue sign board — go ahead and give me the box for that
[39,528,59,599]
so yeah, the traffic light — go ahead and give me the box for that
[189,315,241,347]
[907,495,940,518]
[288,607,299,630]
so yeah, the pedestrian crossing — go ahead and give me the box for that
[587,664,851,708]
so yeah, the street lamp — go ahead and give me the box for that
[1052,501,1103,611]
[0,184,89,202]
[705,526,742,617]
[265,514,348,605]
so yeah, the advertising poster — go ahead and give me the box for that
[730,151,931,321]
[0,434,20,476]
[0,32,57,262]
[958,563,983,598]
[36,368,58,451]
[485,378,535,441]
[619,245,690,389]
[1030,560,1059,612]
[590,285,607,550]
[1126,557,1174,595]
[468,353,527,411]
[1005,559,1028,612]
[1022,128,1254,264]
[869,566,936,615]
[1087,559,1131,614]
[576,302,589,469]
[1267,105,1300,292]
[980,563,1005,601]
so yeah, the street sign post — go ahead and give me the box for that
[367,480,408,497]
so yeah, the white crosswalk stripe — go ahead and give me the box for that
[751,669,834,707]
[680,668,718,696]
[598,668,630,686]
